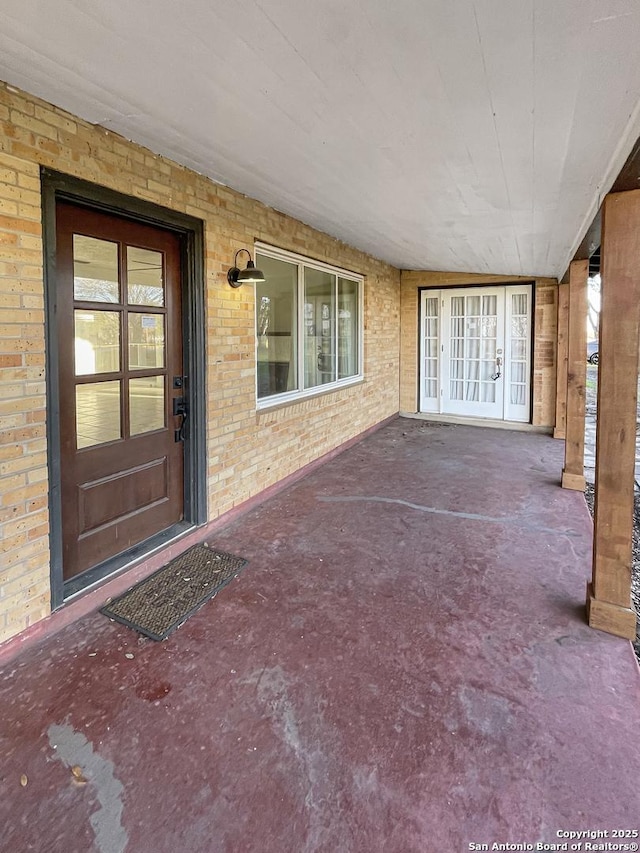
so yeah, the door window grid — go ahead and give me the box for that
[423,296,439,399]
[509,293,529,407]
[73,241,168,449]
[449,294,497,403]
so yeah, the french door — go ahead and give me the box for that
[56,203,185,583]
[420,285,532,422]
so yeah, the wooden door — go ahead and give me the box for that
[56,203,185,582]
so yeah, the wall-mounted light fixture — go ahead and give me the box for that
[227,248,265,288]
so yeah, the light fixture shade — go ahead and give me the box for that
[227,251,266,287]
[237,260,265,284]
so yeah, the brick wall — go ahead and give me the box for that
[0,81,401,643]
[400,270,558,426]
[0,149,49,639]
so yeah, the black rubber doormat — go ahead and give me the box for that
[100,544,248,641]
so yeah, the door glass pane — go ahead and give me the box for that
[127,247,164,307]
[128,313,165,369]
[512,294,528,315]
[466,338,480,359]
[423,295,439,402]
[511,362,527,383]
[467,295,480,316]
[511,385,526,406]
[509,291,529,411]
[304,268,336,388]
[481,361,495,380]
[73,235,119,302]
[338,278,358,379]
[74,310,120,375]
[465,360,479,380]
[450,380,463,400]
[481,316,497,338]
[483,295,497,315]
[76,381,121,449]
[256,253,298,398]
[512,339,526,359]
[481,339,495,359]
[130,376,165,435]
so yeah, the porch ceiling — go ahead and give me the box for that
[1,1,640,277]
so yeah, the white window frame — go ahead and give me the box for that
[254,242,364,409]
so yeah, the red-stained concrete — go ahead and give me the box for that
[0,414,397,667]
[1,419,639,853]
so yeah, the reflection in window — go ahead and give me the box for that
[73,235,119,302]
[338,278,358,380]
[256,250,362,402]
[76,381,121,448]
[127,247,164,306]
[128,313,165,369]
[256,255,298,398]
[74,310,120,375]
[304,268,335,388]
[130,376,165,435]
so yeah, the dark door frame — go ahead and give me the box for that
[41,169,207,607]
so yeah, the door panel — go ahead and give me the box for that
[504,290,532,421]
[419,292,440,413]
[56,203,184,582]
[78,458,168,534]
[442,288,504,418]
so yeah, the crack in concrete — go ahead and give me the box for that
[48,722,127,853]
[316,494,581,537]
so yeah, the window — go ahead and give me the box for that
[255,246,363,404]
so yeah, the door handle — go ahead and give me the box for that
[491,357,502,381]
[173,397,188,442]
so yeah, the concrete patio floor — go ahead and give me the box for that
[1,419,639,853]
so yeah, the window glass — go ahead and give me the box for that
[256,254,298,399]
[74,310,120,375]
[73,235,119,302]
[338,278,359,380]
[255,249,362,402]
[76,381,121,448]
[128,313,165,369]
[130,376,165,435]
[127,247,164,307]
[304,268,335,388]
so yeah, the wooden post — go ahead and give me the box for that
[553,281,569,439]
[561,260,588,490]
[587,190,640,639]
